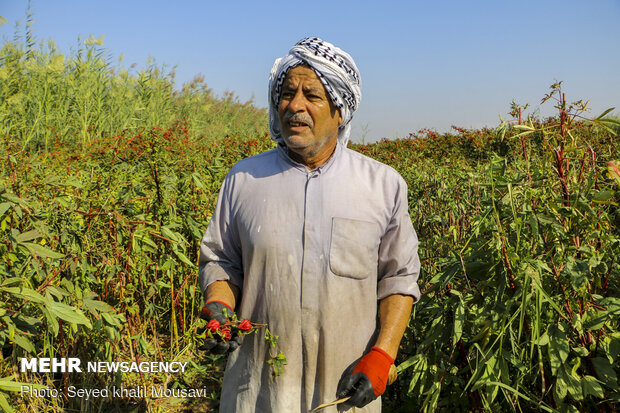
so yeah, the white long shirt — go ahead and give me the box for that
[198,142,421,413]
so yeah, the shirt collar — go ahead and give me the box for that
[277,141,342,175]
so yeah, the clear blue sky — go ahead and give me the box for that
[1,0,619,142]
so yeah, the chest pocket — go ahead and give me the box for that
[329,217,381,280]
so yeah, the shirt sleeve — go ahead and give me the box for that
[198,172,244,297]
[376,176,421,302]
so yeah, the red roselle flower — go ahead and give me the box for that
[221,327,232,341]
[207,319,220,333]
[238,319,252,332]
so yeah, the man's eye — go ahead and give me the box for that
[281,92,294,99]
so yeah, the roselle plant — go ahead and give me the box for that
[0,109,275,411]
[384,83,619,412]
[195,312,287,378]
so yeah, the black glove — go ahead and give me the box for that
[198,301,243,354]
[336,370,376,410]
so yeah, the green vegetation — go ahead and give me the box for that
[0,30,267,152]
[361,87,620,412]
[1,28,619,412]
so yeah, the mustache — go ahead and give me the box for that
[283,113,314,128]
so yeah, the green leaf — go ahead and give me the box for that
[601,297,620,317]
[191,172,206,189]
[548,324,569,375]
[592,190,616,204]
[582,375,605,399]
[563,364,583,401]
[0,192,31,208]
[595,107,615,120]
[597,117,620,126]
[83,298,112,318]
[11,333,35,354]
[267,352,287,377]
[46,286,69,300]
[482,381,554,412]
[608,161,620,186]
[0,376,47,392]
[21,242,64,259]
[0,391,13,413]
[14,314,41,331]
[601,334,620,363]
[0,202,11,217]
[554,371,568,402]
[512,128,536,139]
[565,258,589,290]
[407,354,428,395]
[83,298,113,314]
[593,120,618,135]
[161,226,180,243]
[41,307,59,337]
[174,249,196,268]
[537,331,549,346]
[101,312,122,326]
[134,232,157,252]
[1,286,45,304]
[15,230,41,243]
[397,353,423,372]
[531,278,566,319]
[513,124,536,131]
[46,300,92,329]
[1,278,23,287]
[572,346,588,357]
[583,309,608,331]
[453,298,464,344]
[591,357,618,390]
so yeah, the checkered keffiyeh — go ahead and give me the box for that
[268,37,362,147]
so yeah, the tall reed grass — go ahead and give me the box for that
[0,36,268,152]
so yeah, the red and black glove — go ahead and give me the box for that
[336,347,394,409]
[198,301,243,354]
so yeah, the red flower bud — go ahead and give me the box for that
[221,327,232,341]
[207,319,220,333]
[238,319,252,332]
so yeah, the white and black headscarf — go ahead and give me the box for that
[268,37,362,147]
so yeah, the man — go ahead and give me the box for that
[198,37,420,413]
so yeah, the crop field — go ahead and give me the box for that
[0,34,619,412]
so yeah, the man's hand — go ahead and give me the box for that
[199,301,243,354]
[336,347,394,409]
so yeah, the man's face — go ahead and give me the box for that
[278,65,342,159]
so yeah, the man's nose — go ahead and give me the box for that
[288,89,306,112]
